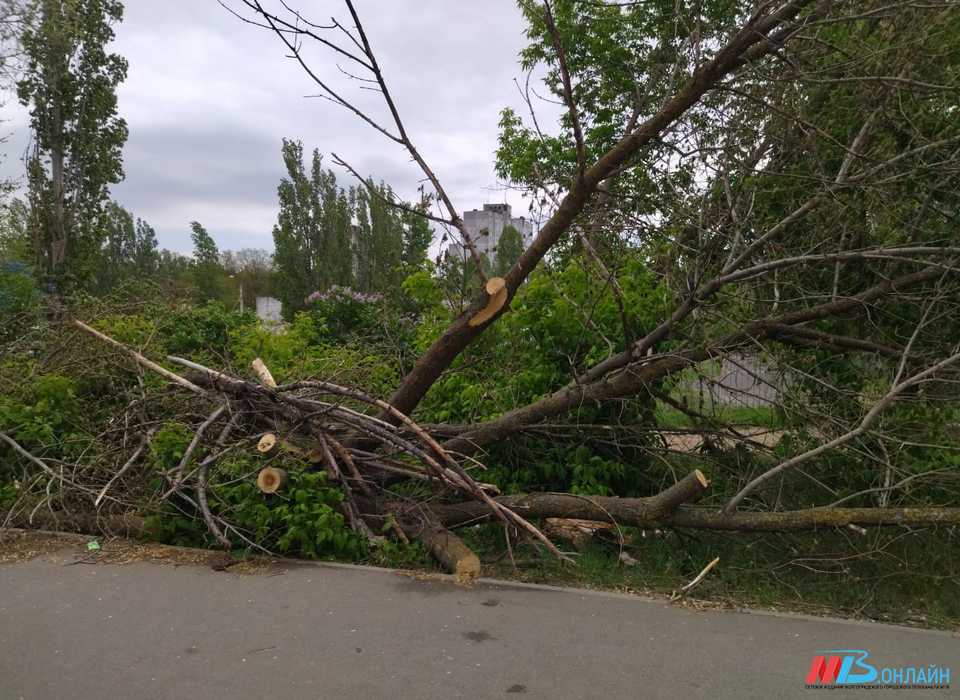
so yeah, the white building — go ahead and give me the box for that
[459,203,534,261]
[255,296,284,331]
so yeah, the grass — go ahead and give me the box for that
[446,522,960,630]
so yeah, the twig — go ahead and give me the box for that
[674,556,720,598]
[95,428,156,507]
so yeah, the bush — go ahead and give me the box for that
[305,285,384,342]
[0,374,82,449]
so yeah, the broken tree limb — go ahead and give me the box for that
[544,518,617,551]
[71,329,566,561]
[415,523,481,577]
[374,2,815,420]
[675,556,720,598]
[196,413,241,549]
[0,431,105,501]
[723,348,960,514]
[425,470,709,528]
[166,403,228,495]
[430,499,960,532]
[72,319,207,396]
[198,465,232,549]
[251,357,277,389]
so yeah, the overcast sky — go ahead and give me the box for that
[0,1,560,253]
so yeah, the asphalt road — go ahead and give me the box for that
[1,555,957,699]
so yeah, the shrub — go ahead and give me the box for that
[305,285,384,342]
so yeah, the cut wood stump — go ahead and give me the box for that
[257,467,287,494]
[469,277,508,327]
[257,433,279,456]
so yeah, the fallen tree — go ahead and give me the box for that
[61,319,712,569]
[0,320,949,576]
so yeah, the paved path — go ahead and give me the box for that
[1,555,957,699]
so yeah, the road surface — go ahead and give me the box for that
[1,552,957,699]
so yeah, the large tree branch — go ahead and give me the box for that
[409,469,709,528]
[442,264,950,454]
[383,1,816,419]
[426,495,960,533]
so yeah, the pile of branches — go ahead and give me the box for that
[5,317,960,577]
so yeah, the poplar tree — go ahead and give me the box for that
[18,0,128,289]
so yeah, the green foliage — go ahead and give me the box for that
[0,198,31,262]
[148,422,192,471]
[18,0,129,286]
[190,221,226,302]
[216,469,363,559]
[157,300,256,359]
[0,374,82,449]
[0,260,38,317]
[272,139,354,316]
[422,255,668,427]
[142,512,205,548]
[367,537,429,569]
[493,224,524,277]
[305,286,384,342]
[95,200,159,290]
[0,480,18,512]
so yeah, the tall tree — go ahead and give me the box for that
[354,179,404,295]
[190,221,223,302]
[273,139,353,315]
[401,208,432,272]
[18,0,128,289]
[493,224,523,278]
[96,201,159,289]
[272,139,414,315]
[131,217,159,276]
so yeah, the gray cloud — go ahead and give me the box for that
[0,0,560,254]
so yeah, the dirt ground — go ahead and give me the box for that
[0,528,283,574]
